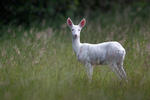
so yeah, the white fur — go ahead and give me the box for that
[67,18,127,81]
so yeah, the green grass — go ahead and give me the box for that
[0,10,150,100]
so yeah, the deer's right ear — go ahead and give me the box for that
[79,18,86,28]
[67,18,73,28]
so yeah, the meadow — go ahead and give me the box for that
[0,8,150,100]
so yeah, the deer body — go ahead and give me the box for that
[76,42,125,65]
[67,18,127,81]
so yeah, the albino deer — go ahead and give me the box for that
[67,18,127,82]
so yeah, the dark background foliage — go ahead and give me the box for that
[0,0,150,25]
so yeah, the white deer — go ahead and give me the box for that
[67,18,127,82]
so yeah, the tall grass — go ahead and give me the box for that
[0,9,150,100]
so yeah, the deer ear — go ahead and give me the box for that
[79,18,86,28]
[67,18,73,27]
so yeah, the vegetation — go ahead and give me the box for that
[1,0,149,25]
[0,6,150,100]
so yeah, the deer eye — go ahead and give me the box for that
[72,29,74,31]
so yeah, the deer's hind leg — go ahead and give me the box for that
[117,62,127,80]
[109,63,123,80]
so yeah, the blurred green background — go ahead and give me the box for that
[0,0,150,25]
[0,1,150,100]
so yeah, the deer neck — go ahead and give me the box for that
[72,37,81,55]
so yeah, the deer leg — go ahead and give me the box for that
[117,63,127,81]
[85,63,93,82]
[110,63,122,80]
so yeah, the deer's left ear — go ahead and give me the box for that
[79,18,86,28]
[67,18,73,28]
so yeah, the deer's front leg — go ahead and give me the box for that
[85,63,93,82]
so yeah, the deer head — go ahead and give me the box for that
[67,18,86,39]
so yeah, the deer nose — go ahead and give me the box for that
[75,34,77,38]
[73,34,77,38]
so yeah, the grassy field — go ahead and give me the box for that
[0,9,150,100]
